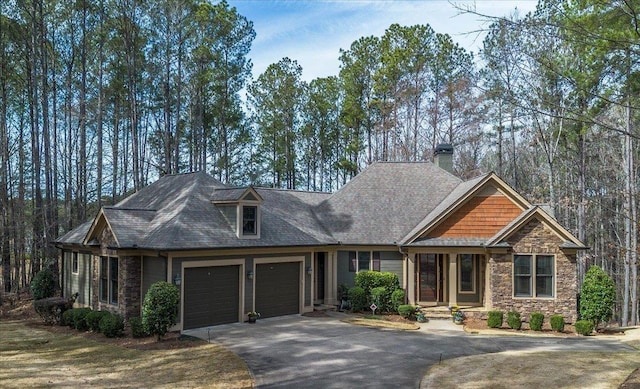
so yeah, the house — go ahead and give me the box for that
[56,146,585,330]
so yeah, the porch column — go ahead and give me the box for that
[325,250,337,305]
[407,252,416,305]
[448,253,457,306]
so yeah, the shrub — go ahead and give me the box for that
[507,311,521,330]
[86,311,110,332]
[354,271,400,311]
[487,310,503,328]
[370,287,388,312]
[100,312,124,338]
[580,266,615,328]
[33,297,72,325]
[575,320,594,336]
[348,286,367,312]
[129,316,149,338]
[390,289,405,312]
[62,308,75,327]
[337,283,350,301]
[398,304,416,319]
[529,312,544,331]
[31,268,56,300]
[142,281,180,341]
[72,308,92,331]
[550,315,565,332]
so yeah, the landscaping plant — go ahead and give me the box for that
[580,265,615,329]
[390,289,405,312]
[129,317,149,338]
[30,268,56,300]
[529,312,544,331]
[507,311,521,330]
[100,312,125,338]
[348,286,367,312]
[86,310,110,332]
[575,320,594,336]
[550,315,565,332]
[397,304,416,319]
[487,310,503,328]
[142,281,180,341]
[354,271,401,312]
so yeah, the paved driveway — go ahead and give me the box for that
[184,313,633,388]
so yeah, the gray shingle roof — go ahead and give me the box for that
[316,162,461,245]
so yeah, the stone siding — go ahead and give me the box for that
[488,219,578,323]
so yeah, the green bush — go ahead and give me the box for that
[129,316,149,338]
[62,308,75,327]
[86,311,110,332]
[354,271,400,311]
[100,312,124,338]
[507,311,521,330]
[550,315,565,332]
[31,268,56,300]
[529,312,544,331]
[398,304,416,319]
[72,308,92,331]
[580,266,615,328]
[142,281,180,341]
[487,310,503,328]
[33,297,72,325]
[390,289,405,312]
[575,320,594,336]
[370,287,388,312]
[348,286,367,312]
[337,283,350,301]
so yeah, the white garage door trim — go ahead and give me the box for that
[180,259,245,331]
[252,256,305,316]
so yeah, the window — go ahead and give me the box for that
[348,251,357,272]
[513,255,554,298]
[372,252,381,272]
[100,256,118,304]
[358,251,370,272]
[458,254,475,293]
[72,252,79,274]
[242,206,257,235]
[348,251,380,272]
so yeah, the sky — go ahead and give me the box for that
[227,0,539,82]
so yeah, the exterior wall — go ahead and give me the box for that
[62,251,91,307]
[428,194,522,238]
[379,251,403,282]
[336,250,356,287]
[488,219,578,323]
[142,256,167,301]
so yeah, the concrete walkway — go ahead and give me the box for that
[184,314,634,388]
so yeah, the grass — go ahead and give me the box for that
[0,320,253,388]
[422,350,640,389]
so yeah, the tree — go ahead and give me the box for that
[142,281,180,341]
[580,265,616,328]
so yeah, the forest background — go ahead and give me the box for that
[1,0,639,325]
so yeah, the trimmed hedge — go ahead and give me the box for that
[100,312,125,338]
[507,311,521,330]
[354,271,401,312]
[398,304,416,319]
[529,312,544,331]
[580,266,615,328]
[487,310,503,328]
[33,297,71,325]
[550,315,565,332]
[370,287,387,312]
[72,308,93,331]
[390,289,405,312]
[129,316,149,338]
[348,286,367,312]
[142,281,180,341]
[86,311,111,332]
[575,320,594,336]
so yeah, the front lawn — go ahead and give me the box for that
[0,320,252,388]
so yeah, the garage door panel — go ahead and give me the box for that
[183,265,240,330]
[255,262,300,318]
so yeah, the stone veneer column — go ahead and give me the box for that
[119,255,142,320]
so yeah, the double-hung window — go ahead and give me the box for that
[513,254,554,298]
[100,256,119,304]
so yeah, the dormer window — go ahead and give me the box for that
[242,206,257,235]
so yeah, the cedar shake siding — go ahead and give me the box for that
[488,218,578,323]
[428,194,523,238]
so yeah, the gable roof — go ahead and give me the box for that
[401,172,530,244]
[316,162,461,245]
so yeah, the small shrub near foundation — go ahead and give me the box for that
[529,312,544,331]
[129,316,149,338]
[507,311,522,330]
[100,312,125,338]
[550,315,565,332]
[487,310,503,328]
[86,311,110,332]
[575,320,594,336]
[398,304,416,319]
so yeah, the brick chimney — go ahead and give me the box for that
[434,143,454,173]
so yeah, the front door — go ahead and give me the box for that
[418,254,445,304]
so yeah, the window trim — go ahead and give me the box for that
[512,254,555,299]
[347,250,382,273]
[457,254,476,294]
[238,203,261,239]
[99,256,119,305]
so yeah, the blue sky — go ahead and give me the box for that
[228,0,538,82]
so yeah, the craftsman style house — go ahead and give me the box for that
[56,146,585,330]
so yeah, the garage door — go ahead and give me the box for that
[255,262,300,318]
[183,265,240,330]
